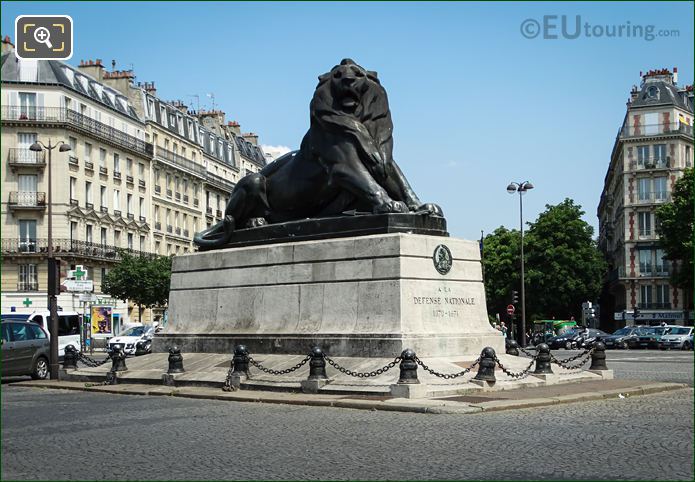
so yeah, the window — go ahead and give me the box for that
[100,186,107,209]
[113,189,121,211]
[113,153,120,172]
[154,205,160,222]
[127,193,133,214]
[127,233,133,250]
[29,324,47,340]
[655,249,668,275]
[638,250,652,275]
[100,227,107,245]
[19,220,37,253]
[86,224,93,243]
[140,235,145,251]
[686,146,692,167]
[166,173,171,190]
[85,143,92,164]
[18,92,37,117]
[175,211,180,228]
[636,146,650,166]
[640,285,653,305]
[70,222,77,242]
[638,212,651,236]
[637,178,650,201]
[655,284,670,307]
[68,137,77,152]
[138,162,144,178]
[70,177,77,202]
[182,214,188,231]
[175,176,180,194]
[653,144,667,166]
[183,179,188,195]
[18,264,38,291]
[127,158,133,175]
[154,168,160,184]
[173,144,178,155]
[155,241,160,253]
[160,107,167,127]
[193,217,198,232]
[139,197,145,217]
[85,181,93,206]
[114,230,121,246]
[654,177,667,201]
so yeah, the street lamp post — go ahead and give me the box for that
[506,181,534,348]
[29,139,71,380]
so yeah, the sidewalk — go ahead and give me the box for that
[15,378,690,415]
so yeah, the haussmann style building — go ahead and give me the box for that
[597,68,693,330]
[0,36,267,328]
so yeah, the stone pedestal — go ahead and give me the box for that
[154,233,504,358]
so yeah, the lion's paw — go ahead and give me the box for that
[374,200,408,214]
[245,217,268,228]
[417,203,444,217]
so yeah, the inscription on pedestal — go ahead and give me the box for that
[412,285,476,319]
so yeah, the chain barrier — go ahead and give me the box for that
[324,355,400,378]
[222,364,236,392]
[414,356,480,379]
[550,347,595,370]
[518,346,537,357]
[494,354,537,379]
[248,355,310,376]
[76,352,111,368]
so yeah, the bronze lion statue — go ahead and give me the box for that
[194,58,443,248]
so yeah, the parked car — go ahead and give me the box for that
[1,320,50,379]
[659,326,694,350]
[547,328,609,350]
[107,324,156,356]
[603,326,643,349]
[26,311,81,358]
[633,326,672,349]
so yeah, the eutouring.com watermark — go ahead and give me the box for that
[520,15,679,41]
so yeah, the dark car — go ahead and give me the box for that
[548,328,609,350]
[547,329,578,350]
[603,326,643,349]
[633,326,670,349]
[1,320,50,379]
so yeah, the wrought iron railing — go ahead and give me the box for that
[205,171,235,192]
[8,148,46,166]
[1,238,154,260]
[8,191,46,207]
[622,122,693,139]
[155,147,206,177]
[1,106,151,156]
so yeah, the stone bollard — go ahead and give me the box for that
[506,340,520,356]
[397,349,419,384]
[63,344,78,370]
[533,343,553,374]
[473,347,496,382]
[232,344,250,376]
[589,341,608,370]
[307,346,328,380]
[110,345,127,372]
[168,346,185,374]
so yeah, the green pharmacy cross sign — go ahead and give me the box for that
[73,266,86,280]
[22,297,32,307]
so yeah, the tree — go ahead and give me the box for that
[656,168,693,307]
[102,252,172,321]
[524,199,606,321]
[482,199,606,322]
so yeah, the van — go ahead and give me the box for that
[26,311,81,358]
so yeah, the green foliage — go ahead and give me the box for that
[102,252,172,310]
[482,199,606,321]
[656,168,693,300]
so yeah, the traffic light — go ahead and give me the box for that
[512,290,519,304]
[47,258,60,296]
[634,306,640,319]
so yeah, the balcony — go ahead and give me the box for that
[193,198,199,208]
[114,209,122,217]
[183,229,189,238]
[69,198,78,206]
[205,207,213,217]
[167,225,173,234]
[634,191,671,205]
[1,238,154,261]
[175,227,181,235]
[1,106,152,157]
[69,156,79,166]
[637,302,672,310]
[622,122,693,139]
[155,147,206,178]
[183,194,189,204]
[205,171,235,192]
[8,191,46,210]
[18,281,39,291]
[154,185,161,194]
[629,157,671,171]
[155,222,162,231]
[127,213,135,220]
[99,166,108,175]
[139,216,147,222]
[84,161,94,171]
[166,189,173,198]
[113,171,121,180]
[8,148,46,170]
[216,209,223,218]
[100,206,108,214]
[139,179,146,188]
[175,192,181,201]
[126,175,134,183]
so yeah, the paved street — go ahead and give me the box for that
[1,349,693,481]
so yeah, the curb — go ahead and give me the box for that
[11,380,691,415]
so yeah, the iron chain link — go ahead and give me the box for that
[248,355,310,376]
[414,356,480,379]
[550,347,595,370]
[324,355,400,378]
[494,354,537,379]
[222,364,237,392]
[76,352,111,368]
[518,346,537,357]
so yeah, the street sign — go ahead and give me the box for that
[79,293,98,303]
[62,279,94,292]
[506,304,515,315]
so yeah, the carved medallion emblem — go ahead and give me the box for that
[433,244,452,275]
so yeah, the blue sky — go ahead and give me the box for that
[2,1,693,240]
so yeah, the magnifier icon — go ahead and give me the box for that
[33,27,53,48]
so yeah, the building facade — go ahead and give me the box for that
[597,68,694,330]
[0,37,266,324]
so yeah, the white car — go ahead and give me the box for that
[107,325,156,356]
[659,326,694,350]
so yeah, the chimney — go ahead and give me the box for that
[102,69,135,96]
[77,58,105,81]
[143,81,157,96]
[673,67,678,84]
[1,35,14,55]
[171,100,188,114]
[242,132,259,146]
[227,121,241,135]
[196,109,226,130]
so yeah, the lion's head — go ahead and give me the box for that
[314,59,386,120]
